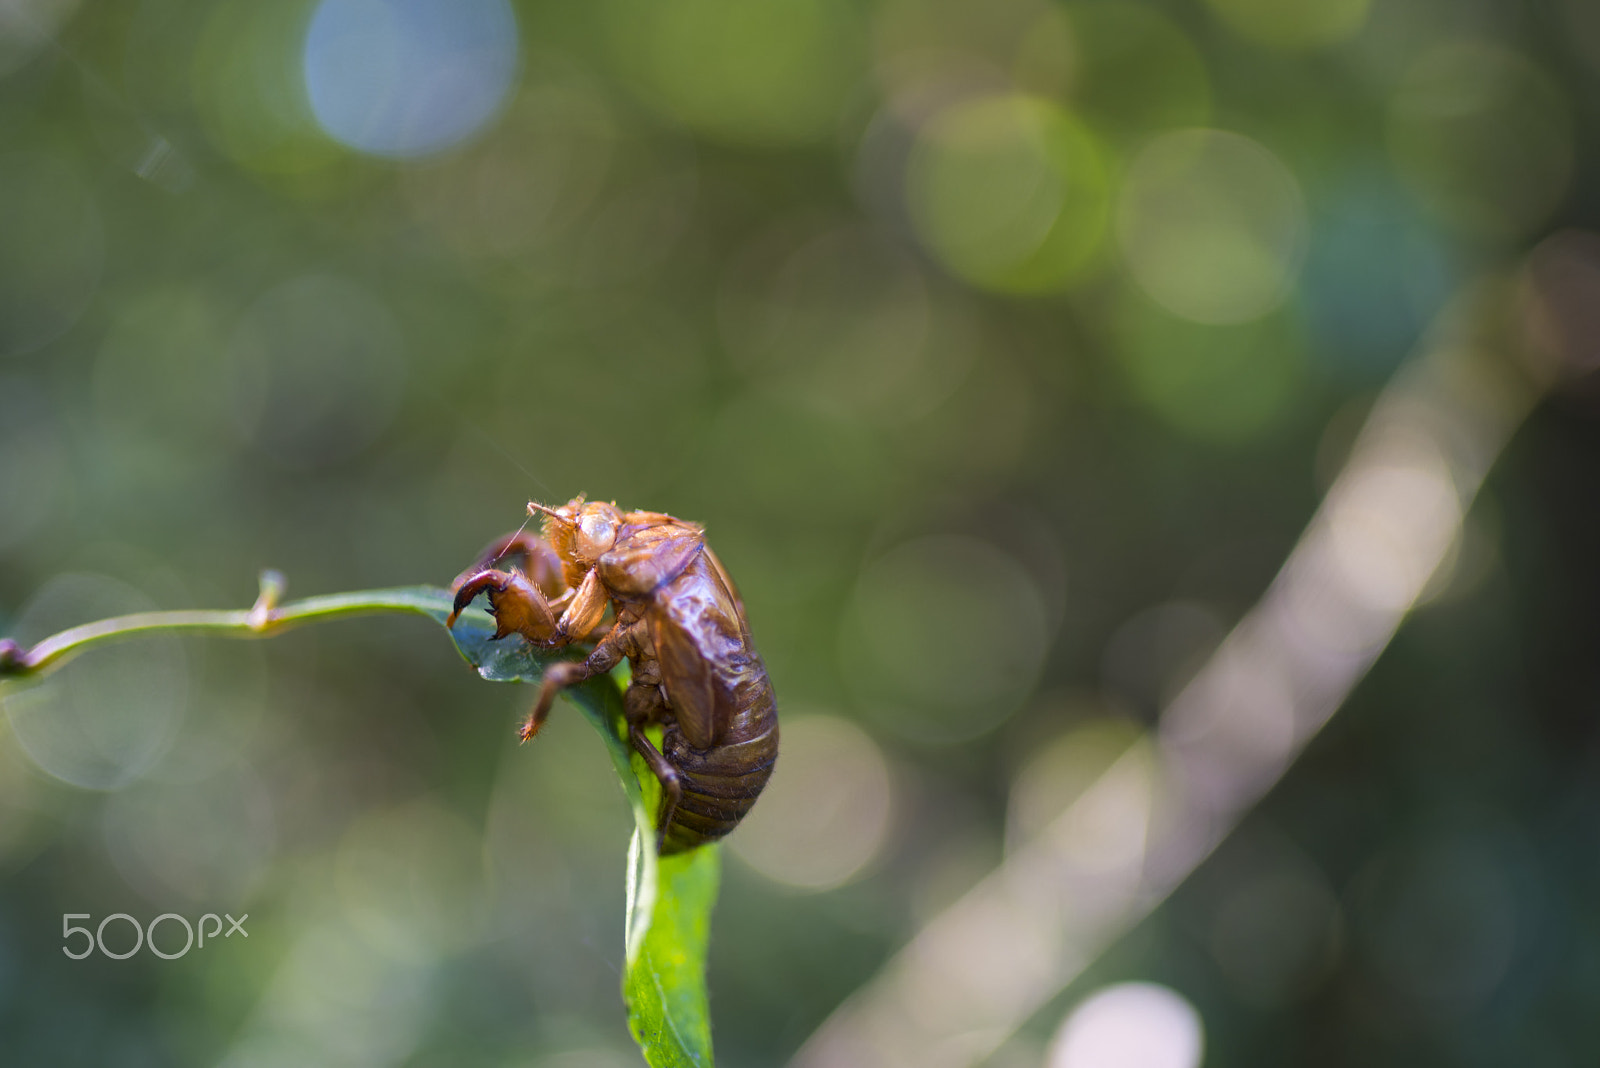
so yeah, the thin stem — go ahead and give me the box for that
[0,572,450,681]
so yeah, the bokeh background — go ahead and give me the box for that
[1,0,1599,1065]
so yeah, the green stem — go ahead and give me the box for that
[0,571,447,681]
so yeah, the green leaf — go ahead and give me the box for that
[428,589,721,1068]
[624,839,720,1066]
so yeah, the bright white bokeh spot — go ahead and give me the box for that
[1049,983,1204,1068]
[303,0,519,158]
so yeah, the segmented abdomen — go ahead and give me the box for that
[659,699,779,855]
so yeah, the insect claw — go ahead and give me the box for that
[454,568,561,643]
[447,573,497,629]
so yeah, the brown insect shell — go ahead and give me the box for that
[593,515,771,754]
[643,537,779,853]
[497,500,777,853]
[596,522,704,598]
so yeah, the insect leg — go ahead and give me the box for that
[627,720,682,857]
[520,619,639,741]
[449,569,560,643]
[554,570,610,642]
[453,531,565,599]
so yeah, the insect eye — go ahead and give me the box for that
[577,512,617,558]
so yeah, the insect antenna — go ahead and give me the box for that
[455,419,554,497]
[497,510,536,565]
[527,501,576,526]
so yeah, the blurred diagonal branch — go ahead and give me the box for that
[790,237,1597,1068]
